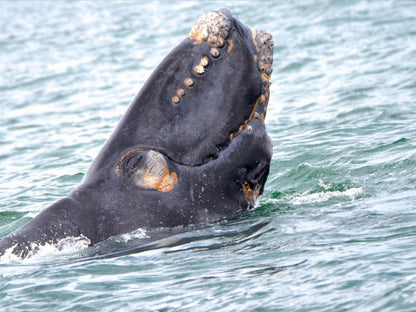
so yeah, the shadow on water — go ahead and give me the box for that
[80,218,274,262]
[1,211,309,286]
[0,214,278,268]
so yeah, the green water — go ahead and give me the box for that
[1,1,416,311]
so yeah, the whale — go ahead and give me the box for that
[0,8,274,259]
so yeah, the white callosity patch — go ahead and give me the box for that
[252,29,274,77]
[189,9,231,45]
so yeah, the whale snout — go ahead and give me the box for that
[189,8,232,45]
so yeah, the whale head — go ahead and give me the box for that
[81,8,274,232]
[0,9,274,258]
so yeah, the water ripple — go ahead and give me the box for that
[1,1,416,311]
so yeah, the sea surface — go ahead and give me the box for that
[1,1,416,311]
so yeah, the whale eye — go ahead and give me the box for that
[246,162,269,191]
[118,150,177,193]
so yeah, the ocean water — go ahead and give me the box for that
[1,0,416,311]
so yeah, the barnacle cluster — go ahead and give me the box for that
[189,10,231,47]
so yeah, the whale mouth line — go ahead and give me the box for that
[180,10,274,167]
[116,89,269,171]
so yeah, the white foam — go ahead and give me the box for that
[118,228,148,242]
[289,187,363,205]
[0,243,22,263]
[0,235,91,263]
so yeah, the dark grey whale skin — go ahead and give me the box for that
[0,9,273,258]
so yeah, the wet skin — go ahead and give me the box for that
[0,9,274,258]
